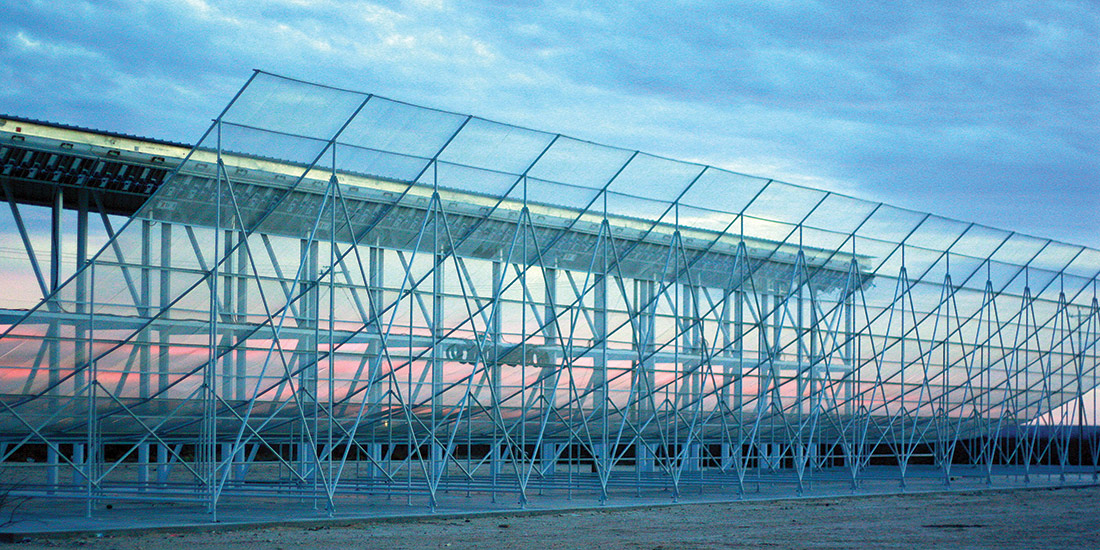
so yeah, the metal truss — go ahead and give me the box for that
[0,71,1098,519]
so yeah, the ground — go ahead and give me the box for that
[8,486,1100,549]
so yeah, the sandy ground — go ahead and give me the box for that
[9,486,1100,549]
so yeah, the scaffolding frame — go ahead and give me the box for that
[0,71,1098,518]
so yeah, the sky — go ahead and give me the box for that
[1,0,1097,248]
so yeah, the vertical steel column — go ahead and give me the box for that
[844,262,856,418]
[222,230,235,399]
[430,247,444,492]
[795,258,805,482]
[138,443,150,488]
[46,445,58,491]
[726,273,745,473]
[326,176,337,510]
[490,258,503,483]
[366,243,385,480]
[542,266,559,475]
[634,278,656,474]
[519,199,529,507]
[735,266,746,448]
[140,220,152,398]
[759,289,781,471]
[299,238,320,481]
[594,248,609,489]
[158,223,172,394]
[50,188,62,290]
[205,159,221,517]
[757,292,771,419]
[367,245,385,414]
[85,261,97,517]
[74,190,89,399]
[898,259,909,487]
[842,259,858,476]
[719,282,733,411]
[807,273,820,472]
[981,278,997,482]
[48,187,62,395]
[236,230,249,401]
[682,282,701,472]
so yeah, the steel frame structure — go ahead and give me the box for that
[1,72,1098,519]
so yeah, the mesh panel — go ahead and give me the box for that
[0,71,1096,512]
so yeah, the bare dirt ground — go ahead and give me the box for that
[10,485,1100,549]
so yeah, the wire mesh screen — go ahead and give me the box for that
[0,71,1097,514]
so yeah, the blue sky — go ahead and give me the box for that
[2,0,1097,247]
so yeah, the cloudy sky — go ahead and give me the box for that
[2,0,1097,247]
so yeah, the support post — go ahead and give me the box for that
[158,223,172,394]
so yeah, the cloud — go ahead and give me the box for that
[0,0,1096,247]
